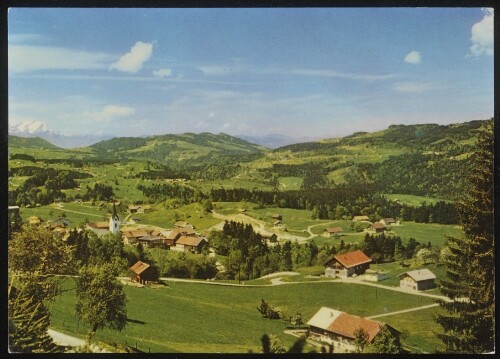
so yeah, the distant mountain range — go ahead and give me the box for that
[9,120,112,148]
[237,134,321,149]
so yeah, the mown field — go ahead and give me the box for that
[49,278,442,353]
[383,193,453,207]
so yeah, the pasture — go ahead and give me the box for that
[49,278,441,353]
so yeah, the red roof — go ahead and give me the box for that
[334,250,372,268]
[327,312,383,342]
[129,261,151,275]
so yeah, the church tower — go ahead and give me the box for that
[109,201,120,234]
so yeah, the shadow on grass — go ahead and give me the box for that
[126,318,146,325]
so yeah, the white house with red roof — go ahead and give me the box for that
[307,307,399,352]
[324,250,372,278]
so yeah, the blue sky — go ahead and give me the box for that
[8,7,493,138]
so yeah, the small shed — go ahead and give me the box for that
[364,269,389,282]
[380,218,396,226]
[129,261,159,284]
[353,215,370,222]
[398,268,437,291]
[273,220,285,229]
[323,227,343,238]
[271,214,283,221]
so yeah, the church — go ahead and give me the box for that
[86,201,120,236]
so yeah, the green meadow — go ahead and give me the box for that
[49,279,439,353]
[389,222,462,247]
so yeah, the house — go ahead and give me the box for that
[137,234,163,248]
[380,218,396,226]
[273,220,285,229]
[127,205,141,213]
[172,235,208,254]
[47,217,70,229]
[368,223,387,233]
[121,230,149,245]
[352,215,370,222]
[364,269,389,282]
[271,214,282,221]
[262,233,278,244]
[323,227,343,238]
[398,269,437,291]
[324,250,372,278]
[307,307,399,352]
[129,261,159,284]
[164,227,196,246]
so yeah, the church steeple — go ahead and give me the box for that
[109,200,120,233]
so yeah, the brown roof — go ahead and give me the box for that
[122,230,148,238]
[130,261,151,275]
[167,227,196,240]
[327,312,383,342]
[325,227,343,233]
[88,221,109,229]
[334,250,372,268]
[176,236,206,247]
[371,223,386,229]
[382,218,395,223]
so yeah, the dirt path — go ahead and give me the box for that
[51,207,103,218]
[365,303,440,319]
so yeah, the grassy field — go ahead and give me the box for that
[383,193,453,207]
[49,278,439,353]
[389,222,462,248]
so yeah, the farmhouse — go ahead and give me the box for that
[47,217,70,229]
[368,223,387,233]
[353,215,370,222]
[121,230,149,245]
[307,307,399,352]
[172,235,208,253]
[262,233,278,244]
[127,205,141,213]
[325,250,372,278]
[129,261,159,284]
[398,269,437,291]
[137,234,164,248]
[323,227,343,238]
[380,218,396,226]
[86,221,110,236]
[165,227,196,246]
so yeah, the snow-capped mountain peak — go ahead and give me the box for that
[10,120,50,134]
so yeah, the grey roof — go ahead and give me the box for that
[398,268,436,281]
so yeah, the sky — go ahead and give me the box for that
[8,7,494,139]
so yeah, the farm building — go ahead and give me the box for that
[323,227,343,238]
[324,250,372,278]
[368,223,387,233]
[352,215,370,222]
[127,205,141,213]
[380,218,396,226]
[262,233,278,244]
[271,214,282,221]
[165,227,197,246]
[121,230,149,245]
[363,269,389,282]
[307,307,400,352]
[137,234,164,248]
[86,221,110,236]
[172,236,208,254]
[129,261,159,284]
[174,221,195,229]
[398,269,437,291]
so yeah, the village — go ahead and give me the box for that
[10,199,449,353]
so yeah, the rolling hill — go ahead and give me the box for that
[9,135,61,150]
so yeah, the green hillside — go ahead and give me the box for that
[9,135,60,150]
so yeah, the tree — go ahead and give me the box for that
[353,328,369,353]
[364,326,403,354]
[436,120,494,353]
[75,263,127,350]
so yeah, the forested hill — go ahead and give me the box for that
[9,135,60,150]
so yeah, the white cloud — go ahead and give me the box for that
[404,51,421,64]
[84,105,136,121]
[153,68,172,78]
[9,119,49,134]
[393,82,442,93]
[8,45,112,73]
[110,41,153,73]
[469,14,493,56]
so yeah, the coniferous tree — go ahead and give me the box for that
[436,120,494,353]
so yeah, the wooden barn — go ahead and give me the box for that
[398,269,437,291]
[129,261,159,284]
